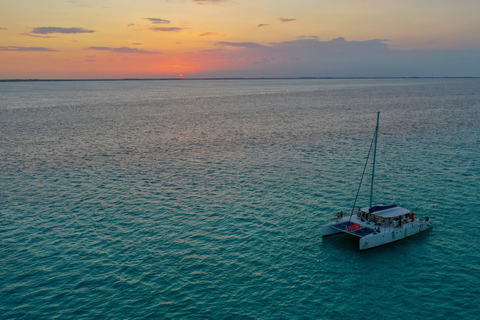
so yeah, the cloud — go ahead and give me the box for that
[86,46,161,54]
[278,18,297,23]
[85,54,96,62]
[256,24,271,28]
[254,58,272,65]
[19,33,54,38]
[215,41,268,48]
[202,37,480,78]
[144,18,170,24]
[31,27,95,34]
[150,27,184,32]
[0,27,7,31]
[297,35,319,39]
[200,48,226,53]
[194,0,228,5]
[202,37,392,77]
[127,23,135,27]
[198,32,224,37]
[0,46,56,51]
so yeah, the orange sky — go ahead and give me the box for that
[1,0,480,79]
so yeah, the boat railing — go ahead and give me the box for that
[371,217,425,234]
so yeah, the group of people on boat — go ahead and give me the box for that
[354,209,419,229]
[394,213,416,227]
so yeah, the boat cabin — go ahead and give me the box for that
[357,204,414,228]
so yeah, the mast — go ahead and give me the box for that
[369,111,380,208]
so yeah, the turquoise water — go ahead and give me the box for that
[1,79,479,319]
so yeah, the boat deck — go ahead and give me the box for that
[331,221,375,238]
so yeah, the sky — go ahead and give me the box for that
[1,0,480,79]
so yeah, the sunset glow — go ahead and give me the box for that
[1,0,480,79]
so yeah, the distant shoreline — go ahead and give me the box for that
[1,76,479,83]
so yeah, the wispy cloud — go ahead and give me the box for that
[297,35,319,39]
[85,46,161,54]
[0,27,7,31]
[0,46,56,51]
[256,24,271,28]
[215,41,267,48]
[198,32,224,37]
[85,54,96,62]
[194,0,228,6]
[254,58,272,65]
[144,18,170,24]
[19,33,54,38]
[65,0,91,7]
[278,18,297,23]
[31,27,95,34]
[150,27,185,32]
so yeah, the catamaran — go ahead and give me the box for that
[322,112,432,250]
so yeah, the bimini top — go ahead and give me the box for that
[361,204,411,218]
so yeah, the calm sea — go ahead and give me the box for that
[1,79,479,319]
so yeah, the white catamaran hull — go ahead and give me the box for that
[359,222,432,250]
[323,215,432,250]
[322,224,342,237]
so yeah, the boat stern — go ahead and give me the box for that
[322,223,342,237]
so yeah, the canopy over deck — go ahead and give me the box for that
[361,204,410,218]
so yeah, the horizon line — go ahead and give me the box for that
[1,76,479,82]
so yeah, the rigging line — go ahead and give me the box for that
[349,135,375,222]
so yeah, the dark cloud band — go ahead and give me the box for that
[150,27,184,32]
[86,46,160,54]
[215,41,267,48]
[144,18,170,24]
[31,27,95,34]
[278,18,297,23]
[0,46,56,51]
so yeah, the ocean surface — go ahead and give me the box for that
[1,78,479,319]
